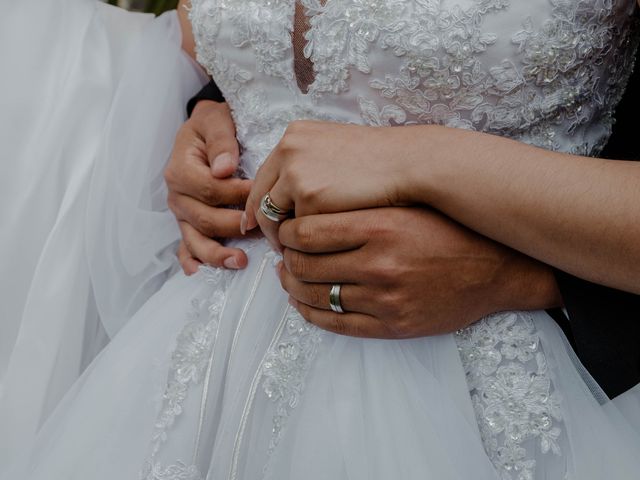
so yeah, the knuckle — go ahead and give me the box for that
[295,302,312,322]
[379,289,402,315]
[330,315,349,336]
[278,268,292,292]
[201,183,222,205]
[181,234,194,254]
[166,192,179,213]
[296,181,322,204]
[309,285,322,307]
[378,300,413,338]
[164,163,178,187]
[194,211,215,235]
[388,318,413,339]
[279,122,307,151]
[372,257,402,285]
[206,131,237,152]
[287,251,307,278]
[291,220,314,250]
[203,245,225,266]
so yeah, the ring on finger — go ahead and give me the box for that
[260,192,291,223]
[329,284,345,314]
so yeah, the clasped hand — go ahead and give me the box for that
[168,108,560,338]
[244,120,420,250]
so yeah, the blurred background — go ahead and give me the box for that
[105,0,178,15]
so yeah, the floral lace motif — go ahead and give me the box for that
[140,267,233,479]
[301,0,410,99]
[456,312,564,480]
[140,461,203,480]
[363,0,637,154]
[261,307,323,452]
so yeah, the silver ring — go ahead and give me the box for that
[260,192,290,223]
[329,284,345,314]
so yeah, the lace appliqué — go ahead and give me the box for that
[140,267,233,480]
[261,307,322,452]
[361,0,638,155]
[367,0,510,129]
[301,0,410,99]
[456,312,564,480]
[140,461,203,480]
[191,0,342,176]
[227,0,295,83]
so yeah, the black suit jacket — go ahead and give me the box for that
[188,48,640,398]
[550,45,640,398]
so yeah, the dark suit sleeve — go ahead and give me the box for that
[552,43,640,399]
[554,271,640,398]
[186,80,225,117]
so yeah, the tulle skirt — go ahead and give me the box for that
[0,0,206,464]
[5,240,640,480]
[1,1,639,479]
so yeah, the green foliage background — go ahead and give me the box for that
[107,0,178,15]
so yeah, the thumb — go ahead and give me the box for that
[210,151,240,178]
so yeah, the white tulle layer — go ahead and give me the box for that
[1,1,639,479]
[0,0,205,466]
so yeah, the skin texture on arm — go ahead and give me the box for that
[245,120,640,295]
[410,125,640,295]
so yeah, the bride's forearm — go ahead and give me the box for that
[404,125,640,294]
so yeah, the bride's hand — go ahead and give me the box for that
[243,120,421,249]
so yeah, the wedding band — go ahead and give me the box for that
[329,284,345,314]
[260,192,290,223]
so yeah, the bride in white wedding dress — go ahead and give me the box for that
[2,0,640,479]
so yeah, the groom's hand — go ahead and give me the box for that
[165,100,253,274]
[277,208,562,338]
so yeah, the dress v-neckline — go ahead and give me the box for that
[290,0,328,98]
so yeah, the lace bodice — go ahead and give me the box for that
[190,0,638,178]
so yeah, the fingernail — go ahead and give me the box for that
[245,215,258,232]
[211,152,235,177]
[223,257,240,269]
[240,212,248,235]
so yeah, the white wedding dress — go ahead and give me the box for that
[2,0,640,479]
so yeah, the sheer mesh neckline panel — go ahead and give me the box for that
[292,1,325,93]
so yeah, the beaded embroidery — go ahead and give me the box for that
[261,308,323,452]
[456,312,564,479]
[140,268,232,480]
